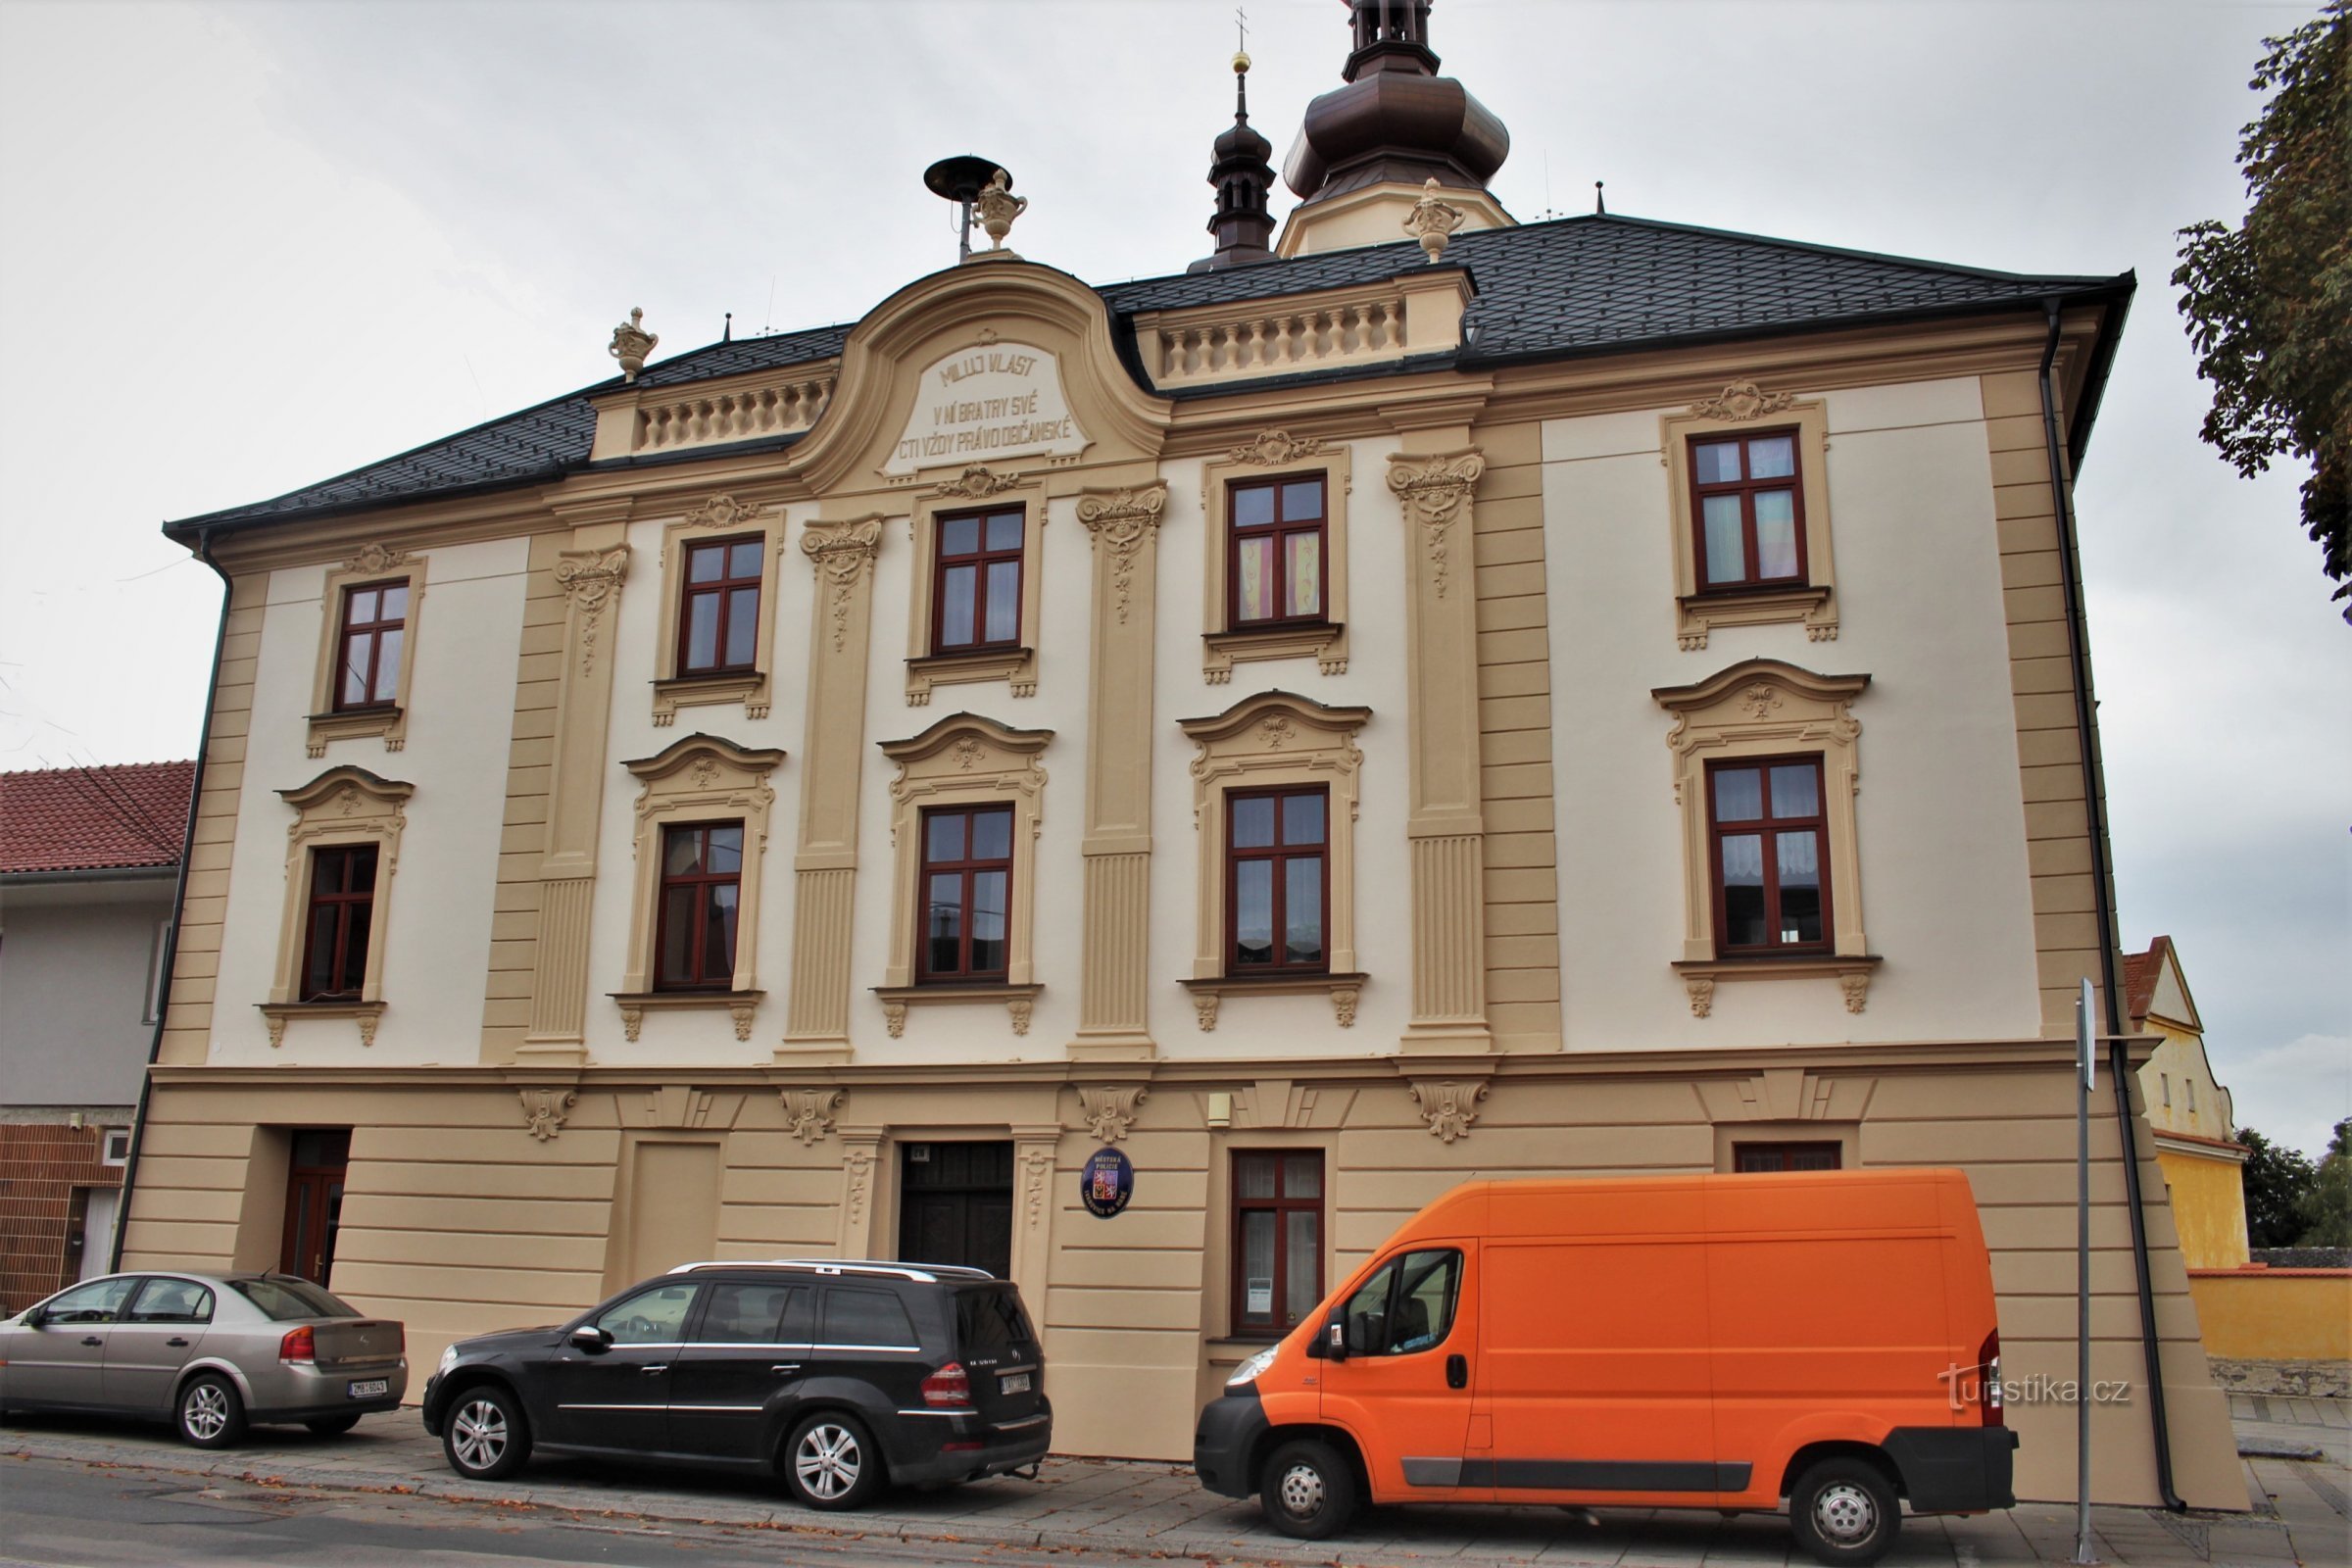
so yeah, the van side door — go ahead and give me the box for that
[1316,1244,1485,1503]
[1477,1236,1727,1503]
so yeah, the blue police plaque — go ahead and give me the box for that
[1080,1147,1134,1218]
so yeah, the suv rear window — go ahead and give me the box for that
[818,1286,917,1348]
[232,1278,360,1320]
[955,1287,1034,1355]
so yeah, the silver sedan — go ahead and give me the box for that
[0,1270,407,1447]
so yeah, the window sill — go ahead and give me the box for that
[1180,971,1365,1031]
[1202,622,1347,683]
[611,989,764,1043]
[872,981,1041,1039]
[258,999,384,1049]
[1675,583,1835,651]
[651,670,767,726]
[905,647,1037,706]
[303,706,405,760]
[1671,955,1880,1018]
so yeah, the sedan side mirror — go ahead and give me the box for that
[568,1324,612,1353]
[21,1306,46,1329]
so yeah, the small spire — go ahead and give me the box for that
[722,311,733,343]
[1594,180,1606,216]
[1188,42,1278,271]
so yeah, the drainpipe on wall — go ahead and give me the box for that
[111,525,232,1273]
[2037,300,2185,1512]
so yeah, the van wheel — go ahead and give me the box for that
[1259,1438,1358,1540]
[176,1373,248,1449]
[1789,1457,1900,1566]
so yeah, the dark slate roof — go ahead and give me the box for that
[170,214,2128,538]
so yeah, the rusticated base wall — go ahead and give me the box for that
[120,1040,2239,1509]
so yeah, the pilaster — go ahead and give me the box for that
[780,515,886,1062]
[520,511,632,1062]
[1387,438,1494,1054]
[1070,481,1168,1061]
[834,1130,885,1256]
[1010,1123,1062,1299]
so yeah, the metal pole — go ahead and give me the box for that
[2075,978,2097,1565]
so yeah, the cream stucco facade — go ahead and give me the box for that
[122,120,2241,1508]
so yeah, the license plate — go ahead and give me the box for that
[1000,1372,1031,1395]
[347,1379,389,1399]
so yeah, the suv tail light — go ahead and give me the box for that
[279,1325,317,1364]
[1979,1329,2003,1427]
[921,1361,972,1408]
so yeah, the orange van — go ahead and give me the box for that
[1193,1168,2016,1565]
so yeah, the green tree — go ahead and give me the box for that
[2173,4,2351,622]
[2237,1124,2317,1247]
[2294,1117,2352,1246]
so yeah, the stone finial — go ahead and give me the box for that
[1402,177,1467,264]
[610,307,658,381]
[973,169,1028,253]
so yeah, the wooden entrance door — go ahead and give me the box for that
[280,1129,351,1283]
[897,1141,1013,1279]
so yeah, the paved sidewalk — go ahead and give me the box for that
[5,1403,2346,1566]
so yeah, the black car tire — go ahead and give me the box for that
[782,1411,885,1510]
[442,1383,531,1481]
[1789,1456,1902,1567]
[306,1414,363,1437]
[1259,1437,1358,1540]
[176,1373,248,1449]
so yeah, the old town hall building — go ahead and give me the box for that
[122,1,2238,1506]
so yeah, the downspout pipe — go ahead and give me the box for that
[111,526,232,1272]
[2037,300,2185,1512]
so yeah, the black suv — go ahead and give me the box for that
[419,1259,1049,1508]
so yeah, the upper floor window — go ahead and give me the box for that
[301,844,377,1002]
[1690,430,1807,592]
[1228,785,1327,974]
[933,508,1024,654]
[334,582,407,710]
[1229,475,1326,627]
[1706,757,1829,956]
[678,537,763,676]
[656,822,743,991]
[919,804,1012,983]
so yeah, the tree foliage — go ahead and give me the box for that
[2237,1124,2318,1247]
[2294,1117,2352,1246]
[2174,4,2351,621]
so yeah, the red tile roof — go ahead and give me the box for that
[0,761,195,875]
[2122,936,2172,1025]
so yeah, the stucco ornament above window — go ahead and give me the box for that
[519,1087,576,1143]
[1408,1078,1489,1144]
[1076,1085,1149,1144]
[1689,380,1797,421]
[609,307,657,382]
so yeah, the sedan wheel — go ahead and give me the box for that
[784,1411,883,1510]
[176,1374,247,1449]
[443,1385,530,1480]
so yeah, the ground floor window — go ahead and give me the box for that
[1733,1141,1841,1172]
[1233,1151,1323,1336]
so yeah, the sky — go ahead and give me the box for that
[1,0,2343,1158]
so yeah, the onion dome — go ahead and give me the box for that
[1283,0,1509,207]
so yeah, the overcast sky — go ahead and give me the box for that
[2,0,2342,1157]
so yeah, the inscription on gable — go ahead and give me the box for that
[884,341,1091,475]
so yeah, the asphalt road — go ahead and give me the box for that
[0,1454,1256,1568]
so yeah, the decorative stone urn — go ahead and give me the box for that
[973,169,1028,253]
[609,307,658,381]
[1402,177,1467,264]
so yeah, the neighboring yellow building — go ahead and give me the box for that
[2125,937,2250,1269]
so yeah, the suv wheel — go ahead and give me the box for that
[443,1384,531,1480]
[784,1411,884,1510]
[1789,1457,1901,1566]
[1259,1438,1358,1540]
[176,1373,248,1448]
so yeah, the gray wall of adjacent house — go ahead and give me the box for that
[0,873,175,1109]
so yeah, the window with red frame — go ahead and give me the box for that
[655,822,743,990]
[1734,1142,1842,1172]
[1707,757,1830,956]
[918,805,1012,982]
[333,582,407,710]
[677,537,763,676]
[1690,430,1806,591]
[1228,475,1326,626]
[1233,1151,1323,1336]
[1226,786,1327,973]
[300,845,377,1001]
[933,509,1024,654]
